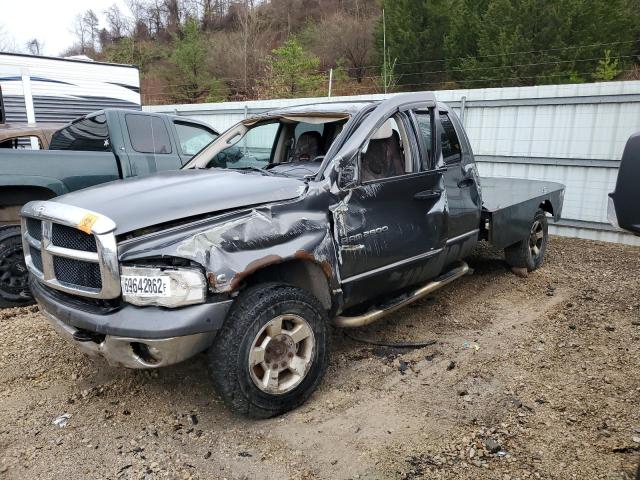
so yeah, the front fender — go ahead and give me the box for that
[118,203,340,293]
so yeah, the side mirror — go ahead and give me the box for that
[609,132,640,235]
[337,154,359,190]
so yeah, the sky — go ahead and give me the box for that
[1,0,130,56]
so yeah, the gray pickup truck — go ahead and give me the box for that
[0,109,218,306]
[22,93,564,418]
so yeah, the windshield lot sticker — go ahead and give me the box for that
[77,213,99,234]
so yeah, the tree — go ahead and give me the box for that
[71,13,89,53]
[167,17,228,102]
[307,9,376,83]
[375,0,452,89]
[83,10,100,51]
[105,4,130,39]
[263,38,323,97]
[593,49,621,81]
[26,38,44,56]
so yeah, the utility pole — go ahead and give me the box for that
[382,8,387,94]
[328,68,333,98]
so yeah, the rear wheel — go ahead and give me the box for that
[504,209,548,272]
[0,226,34,308]
[208,283,329,418]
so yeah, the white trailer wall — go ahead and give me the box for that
[145,81,640,245]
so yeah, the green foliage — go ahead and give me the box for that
[103,38,158,73]
[445,0,640,88]
[593,50,621,81]
[167,18,227,103]
[264,38,323,97]
[375,0,452,89]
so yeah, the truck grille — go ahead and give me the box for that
[53,257,102,289]
[20,201,120,299]
[52,223,97,252]
[26,218,42,241]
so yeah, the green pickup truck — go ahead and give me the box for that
[0,109,218,307]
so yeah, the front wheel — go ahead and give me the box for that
[208,283,329,418]
[504,209,549,272]
[0,226,34,308]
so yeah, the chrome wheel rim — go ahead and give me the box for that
[529,220,544,259]
[248,314,315,395]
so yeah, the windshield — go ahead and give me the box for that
[185,115,349,178]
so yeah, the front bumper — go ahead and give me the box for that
[31,277,234,368]
[43,309,215,368]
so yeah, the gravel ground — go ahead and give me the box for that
[1,236,639,480]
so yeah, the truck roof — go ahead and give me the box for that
[69,108,218,133]
[260,92,440,117]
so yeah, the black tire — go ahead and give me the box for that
[504,209,549,272]
[0,225,34,308]
[208,283,329,419]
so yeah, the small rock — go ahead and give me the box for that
[632,436,640,443]
[512,267,528,278]
[605,325,615,332]
[204,451,211,459]
[447,361,456,371]
[484,438,501,454]
[398,361,409,375]
[457,387,468,396]
[568,324,576,330]
[238,451,252,457]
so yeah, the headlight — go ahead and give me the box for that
[120,266,206,308]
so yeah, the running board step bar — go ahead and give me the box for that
[333,261,470,328]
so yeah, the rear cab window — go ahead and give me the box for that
[49,114,110,152]
[125,114,172,154]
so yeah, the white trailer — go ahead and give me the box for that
[0,52,141,125]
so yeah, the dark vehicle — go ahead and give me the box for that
[608,133,640,235]
[0,109,218,307]
[22,93,564,418]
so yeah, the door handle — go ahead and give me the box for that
[414,189,442,201]
[457,177,475,188]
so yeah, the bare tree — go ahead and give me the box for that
[313,10,375,82]
[105,4,130,39]
[71,13,89,53]
[0,24,19,53]
[236,0,260,92]
[83,10,100,51]
[26,38,44,55]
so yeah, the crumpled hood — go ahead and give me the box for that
[55,169,307,234]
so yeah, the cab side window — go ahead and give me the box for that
[438,113,462,164]
[360,114,412,183]
[126,115,172,154]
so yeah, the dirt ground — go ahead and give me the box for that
[1,236,639,480]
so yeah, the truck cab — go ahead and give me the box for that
[22,93,564,418]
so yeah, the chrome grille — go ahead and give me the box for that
[52,223,97,252]
[30,246,43,272]
[26,218,42,241]
[53,257,102,289]
[20,201,120,299]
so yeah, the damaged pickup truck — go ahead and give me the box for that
[21,93,564,418]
